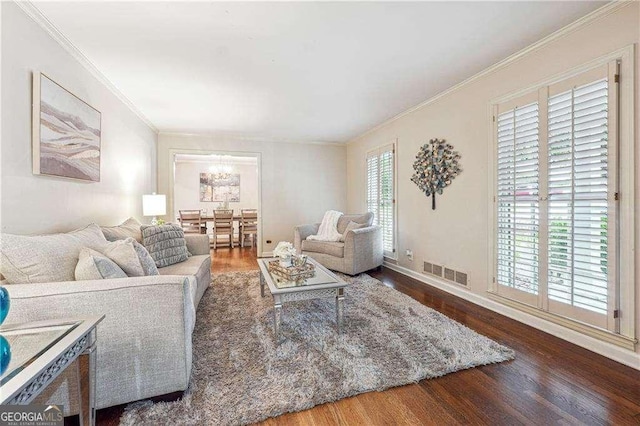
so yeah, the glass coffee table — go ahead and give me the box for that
[257,257,348,342]
[0,316,104,425]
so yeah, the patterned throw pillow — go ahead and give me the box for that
[101,217,143,243]
[140,224,189,268]
[75,248,127,280]
[340,221,367,242]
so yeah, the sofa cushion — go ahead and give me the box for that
[101,217,143,243]
[158,255,211,306]
[301,240,345,258]
[141,224,189,268]
[0,224,107,284]
[336,212,374,234]
[75,248,127,280]
[339,221,367,242]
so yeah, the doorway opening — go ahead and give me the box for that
[169,150,262,257]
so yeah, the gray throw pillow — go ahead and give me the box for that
[101,217,143,243]
[75,248,127,281]
[140,224,189,268]
[340,221,367,242]
[132,240,159,276]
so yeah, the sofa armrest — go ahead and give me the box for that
[185,234,210,256]
[343,225,384,274]
[294,223,320,253]
[4,275,196,409]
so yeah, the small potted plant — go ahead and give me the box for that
[274,241,296,267]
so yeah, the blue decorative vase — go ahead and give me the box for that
[0,335,10,375]
[0,287,9,325]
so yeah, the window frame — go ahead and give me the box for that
[487,45,635,347]
[366,141,398,259]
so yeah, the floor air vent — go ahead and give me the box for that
[425,261,468,286]
[432,264,443,277]
[455,271,468,286]
[444,268,455,281]
[423,261,442,277]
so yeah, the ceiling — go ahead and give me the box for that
[33,1,606,143]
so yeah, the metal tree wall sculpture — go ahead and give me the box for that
[410,138,461,210]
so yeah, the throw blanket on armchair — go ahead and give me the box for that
[307,210,343,242]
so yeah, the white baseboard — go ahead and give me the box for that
[261,251,274,258]
[383,262,640,370]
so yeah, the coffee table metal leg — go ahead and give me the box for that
[273,303,282,342]
[79,330,97,426]
[336,288,344,333]
[260,272,265,297]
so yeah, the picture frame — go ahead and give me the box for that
[32,72,102,182]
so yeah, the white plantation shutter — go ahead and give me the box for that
[496,102,540,297]
[366,155,379,225]
[494,61,620,331]
[547,77,612,320]
[366,144,396,257]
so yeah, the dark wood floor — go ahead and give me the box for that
[81,247,640,426]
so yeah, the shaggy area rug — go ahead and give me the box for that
[120,271,514,425]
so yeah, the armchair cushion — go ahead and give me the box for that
[336,212,374,234]
[301,240,345,258]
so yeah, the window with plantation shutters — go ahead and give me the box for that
[366,144,396,257]
[547,78,610,317]
[492,59,624,333]
[497,102,540,298]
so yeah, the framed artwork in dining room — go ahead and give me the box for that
[199,173,240,202]
[32,72,102,182]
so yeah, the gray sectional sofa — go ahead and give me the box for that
[0,222,211,414]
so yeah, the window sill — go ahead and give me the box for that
[487,291,637,351]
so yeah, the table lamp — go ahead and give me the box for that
[142,193,166,225]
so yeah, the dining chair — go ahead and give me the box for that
[212,209,234,249]
[179,210,207,234]
[240,209,258,248]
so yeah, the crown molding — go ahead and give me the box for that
[15,1,158,133]
[159,130,345,147]
[347,0,632,145]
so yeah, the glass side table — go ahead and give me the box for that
[0,316,104,426]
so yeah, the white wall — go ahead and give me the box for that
[173,159,259,220]
[158,133,347,254]
[347,4,640,366]
[1,2,157,235]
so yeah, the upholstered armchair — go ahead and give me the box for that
[294,213,383,275]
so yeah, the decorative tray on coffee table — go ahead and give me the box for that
[267,260,316,281]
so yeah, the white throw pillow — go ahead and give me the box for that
[75,248,127,280]
[101,217,143,243]
[98,237,145,277]
[0,224,108,284]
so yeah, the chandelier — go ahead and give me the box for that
[208,155,234,180]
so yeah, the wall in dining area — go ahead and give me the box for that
[157,133,347,255]
[173,159,259,221]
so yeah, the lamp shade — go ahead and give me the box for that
[142,194,166,216]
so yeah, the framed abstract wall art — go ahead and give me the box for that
[199,173,240,202]
[32,72,102,182]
